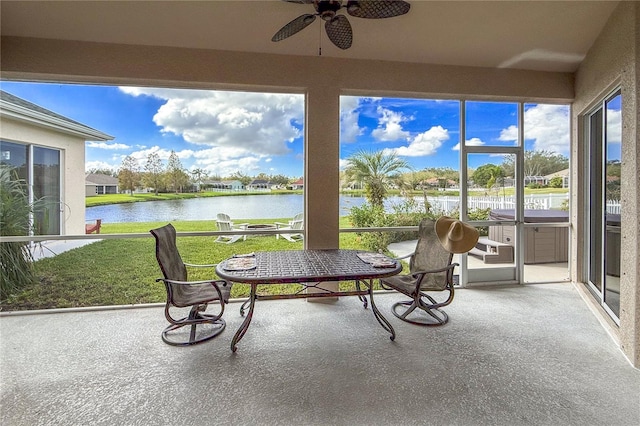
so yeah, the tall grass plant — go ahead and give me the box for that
[0,166,38,300]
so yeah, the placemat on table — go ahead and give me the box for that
[223,253,256,271]
[356,252,396,268]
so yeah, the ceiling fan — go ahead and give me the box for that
[272,0,411,50]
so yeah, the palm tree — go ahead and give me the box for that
[344,150,410,208]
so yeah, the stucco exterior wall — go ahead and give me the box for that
[0,117,86,235]
[85,185,97,197]
[572,1,639,367]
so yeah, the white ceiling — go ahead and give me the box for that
[0,1,619,73]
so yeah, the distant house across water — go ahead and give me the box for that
[247,179,270,190]
[86,173,119,195]
[205,180,244,191]
[289,178,304,190]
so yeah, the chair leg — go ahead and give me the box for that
[215,235,243,244]
[226,235,242,244]
[391,297,449,326]
[162,305,226,346]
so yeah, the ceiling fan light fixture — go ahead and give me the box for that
[346,1,361,14]
[320,10,336,21]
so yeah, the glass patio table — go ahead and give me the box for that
[216,249,402,352]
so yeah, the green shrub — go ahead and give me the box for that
[349,198,443,251]
[387,197,437,242]
[349,203,393,251]
[549,176,564,188]
[527,182,545,189]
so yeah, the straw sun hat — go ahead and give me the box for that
[434,216,479,254]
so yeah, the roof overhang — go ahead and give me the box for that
[0,98,113,141]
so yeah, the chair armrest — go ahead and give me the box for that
[156,277,228,286]
[156,278,230,302]
[184,262,217,268]
[274,222,288,228]
[156,278,233,300]
[406,263,458,293]
[411,262,458,277]
[392,252,414,261]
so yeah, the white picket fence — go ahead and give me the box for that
[416,194,622,215]
[607,200,622,214]
[418,194,569,214]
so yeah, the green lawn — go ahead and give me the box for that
[2,217,404,311]
[11,188,567,311]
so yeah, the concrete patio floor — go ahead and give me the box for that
[1,283,638,425]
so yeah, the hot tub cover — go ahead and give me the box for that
[489,209,569,223]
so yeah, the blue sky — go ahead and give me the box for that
[1,81,580,178]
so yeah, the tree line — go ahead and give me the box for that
[87,149,571,197]
[341,149,570,208]
[86,151,303,195]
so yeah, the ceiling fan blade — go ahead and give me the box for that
[282,0,314,4]
[272,14,317,42]
[325,15,353,50]
[346,1,411,19]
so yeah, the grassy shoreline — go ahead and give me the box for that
[85,190,304,207]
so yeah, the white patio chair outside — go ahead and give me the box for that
[215,213,249,244]
[275,212,304,242]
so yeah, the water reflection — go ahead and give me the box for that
[86,194,406,223]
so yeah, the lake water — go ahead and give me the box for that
[86,193,567,223]
[86,194,404,223]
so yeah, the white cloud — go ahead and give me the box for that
[386,125,449,157]
[498,125,518,142]
[190,147,265,176]
[86,141,130,150]
[128,146,175,162]
[340,96,364,143]
[114,144,268,177]
[498,104,570,153]
[119,87,303,156]
[85,160,118,172]
[371,107,411,142]
[607,107,621,144]
[452,137,486,151]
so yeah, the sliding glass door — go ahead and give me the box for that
[32,146,61,235]
[0,141,62,235]
[586,89,621,320]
